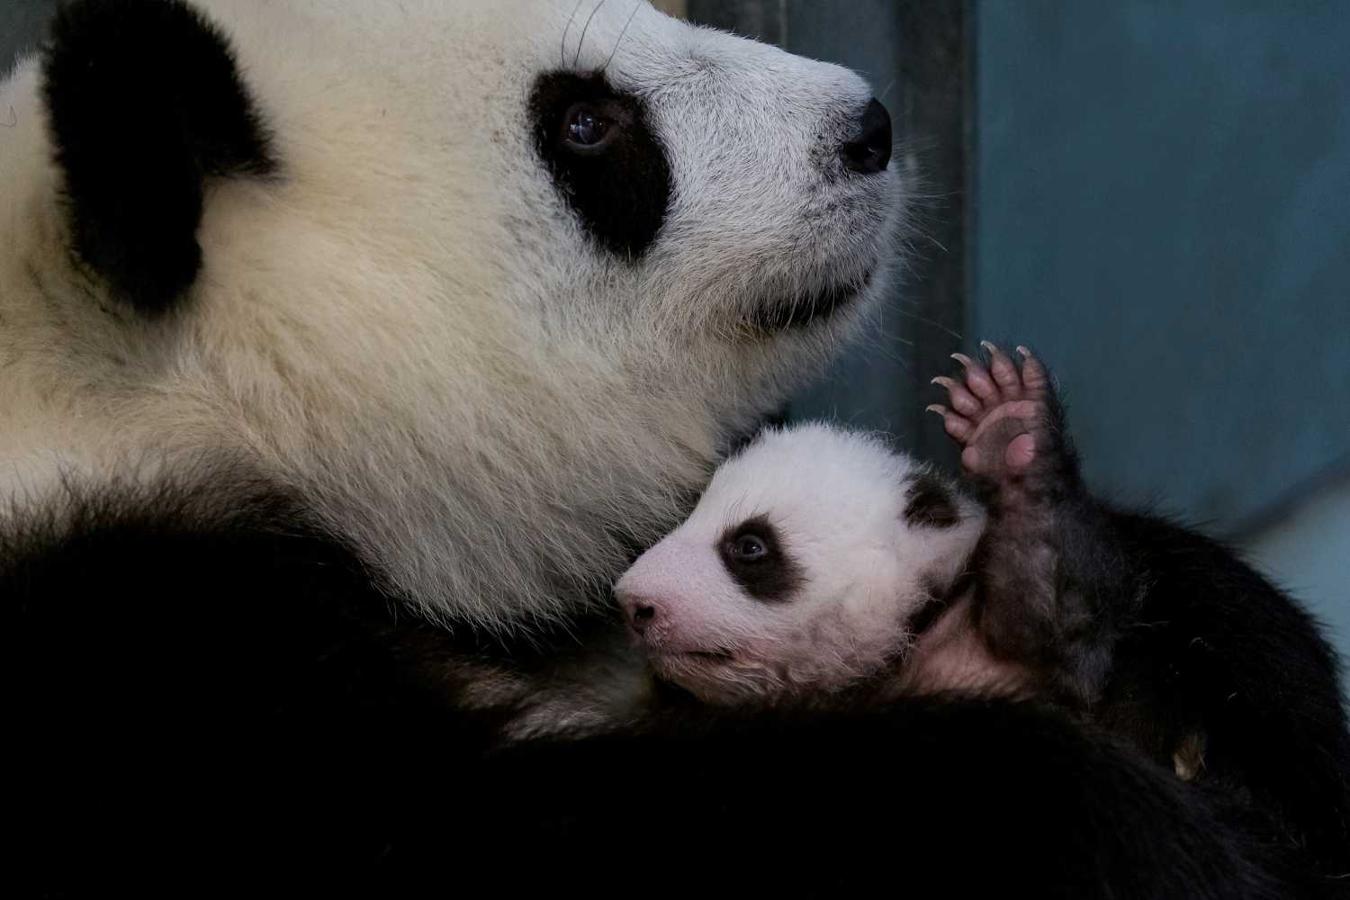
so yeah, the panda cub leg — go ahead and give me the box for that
[928,343,1135,708]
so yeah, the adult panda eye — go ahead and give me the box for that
[563,104,613,150]
[529,71,672,259]
[730,534,768,562]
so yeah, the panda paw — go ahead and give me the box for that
[927,341,1052,485]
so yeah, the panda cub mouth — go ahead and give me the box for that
[687,649,735,662]
[650,648,738,677]
[750,266,876,333]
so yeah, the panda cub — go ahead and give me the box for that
[615,344,1048,707]
[618,343,1350,872]
[615,420,999,704]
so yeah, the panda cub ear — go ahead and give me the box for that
[42,0,276,314]
[903,471,962,529]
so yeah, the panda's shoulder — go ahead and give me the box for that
[1,462,422,718]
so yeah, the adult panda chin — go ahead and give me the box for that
[750,267,878,333]
[0,1,1316,895]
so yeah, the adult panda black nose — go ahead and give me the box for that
[840,98,893,175]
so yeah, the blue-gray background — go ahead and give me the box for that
[4,1,1347,680]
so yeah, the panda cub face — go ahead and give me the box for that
[0,0,901,626]
[615,425,986,704]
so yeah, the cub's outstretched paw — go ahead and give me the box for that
[927,341,1051,483]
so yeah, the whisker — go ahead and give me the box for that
[602,1,643,73]
[561,0,586,68]
[573,0,609,70]
[894,309,963,341]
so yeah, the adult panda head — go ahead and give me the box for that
[0,0,902,630]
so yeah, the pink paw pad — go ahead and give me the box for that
[927,342,1049,480]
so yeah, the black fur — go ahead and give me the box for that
[530,71,671,259]
[905,470,961,528]
[41,0,275,313]
[484,699,1321,897]
[718,513,806,601]
[966,365,1350,879]
[1,475,1324,895]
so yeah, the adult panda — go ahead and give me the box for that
[0,1,1331,895]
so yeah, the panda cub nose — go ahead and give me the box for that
[840,98,893,175]
[630,601,658,632]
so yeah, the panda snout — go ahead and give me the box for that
[840,98,894,176]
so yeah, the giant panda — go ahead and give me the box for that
[0,1,1337,895]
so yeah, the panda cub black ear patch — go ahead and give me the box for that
[530,71,672,260]
[904,473,961,529]
[42,0,276,314]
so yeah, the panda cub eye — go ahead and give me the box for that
[718,515,806,602]
[729,533,769,562]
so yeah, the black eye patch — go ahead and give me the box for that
[718,515,805,602]
[529,71,672,259]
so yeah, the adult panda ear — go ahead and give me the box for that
[42,0,276,314]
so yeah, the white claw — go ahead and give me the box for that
[980,340,1000,355]
[1016,345,1032,358]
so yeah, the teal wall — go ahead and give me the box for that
[974,1,1350,532]
[973,1,1350,678]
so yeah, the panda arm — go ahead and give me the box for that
[1104,509,1350,876]
[933,345,1350,873]
[932,345,1134,705]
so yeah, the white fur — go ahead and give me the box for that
[0,1,902,628]
[615,423,986,703]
